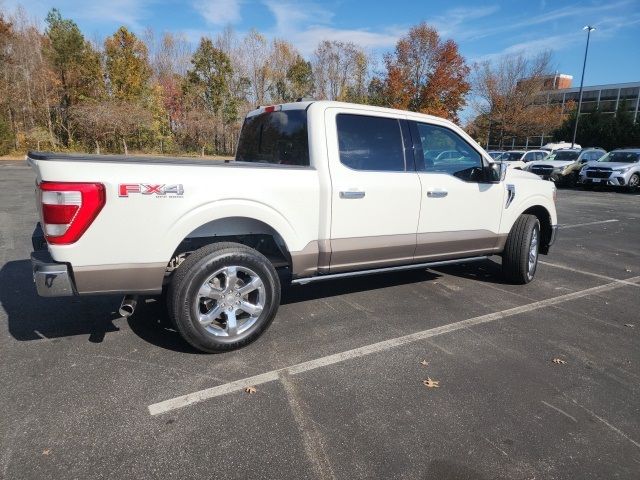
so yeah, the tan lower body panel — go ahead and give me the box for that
[414,230,506,262]
[73,263,166,294]
[290,230,506,278]
[329,234,416,273]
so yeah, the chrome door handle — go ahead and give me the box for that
[426,190,448,198]
[339,191,365,199]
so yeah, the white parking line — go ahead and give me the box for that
[540,261,639,287]
[559,219,619,229]
[148,275,640,416]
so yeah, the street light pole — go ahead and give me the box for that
[571,25,595,148]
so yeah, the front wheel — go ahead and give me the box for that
[502,214,540,284]
[167,242,281,353]
[627,173,639,193]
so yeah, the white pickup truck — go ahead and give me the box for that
[28,100,558,352]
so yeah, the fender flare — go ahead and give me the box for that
[162,199,301,261]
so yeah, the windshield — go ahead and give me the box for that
[501,152,523,161]
[236,109,309,166]
[597,151,640,163]
[546,151,579,161]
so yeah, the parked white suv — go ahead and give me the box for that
[499,150,548,169]
[28,101,558,352]
[579,148,640,191]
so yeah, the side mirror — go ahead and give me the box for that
[488,162,507,183]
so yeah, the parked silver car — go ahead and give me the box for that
[579,149,640,192]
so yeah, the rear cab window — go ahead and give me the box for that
[236,109,309,166]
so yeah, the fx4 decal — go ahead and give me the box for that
[119,184,184,197]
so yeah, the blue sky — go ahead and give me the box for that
[8,0,640,87]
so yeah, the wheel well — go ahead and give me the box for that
[522,205,552,254]
[168,217,291,274]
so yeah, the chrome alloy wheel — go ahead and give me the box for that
[195,266,265,338]
[528,228,539,278]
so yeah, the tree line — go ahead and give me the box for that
[5,7,630,158]
[553,102,640,151]
[0,8,472,156]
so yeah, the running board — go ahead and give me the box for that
[291,256,490,285]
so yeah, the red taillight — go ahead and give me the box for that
[263,105,281,113]
[38,182,106,244]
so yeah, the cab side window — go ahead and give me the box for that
[412,122,484,181]
[336,114,406,171]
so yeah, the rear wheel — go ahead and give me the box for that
[502,214,540,284]
[167,242,281,352]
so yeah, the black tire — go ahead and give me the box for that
[627,173,639,193]
[167,242,281,353]
[502,214,540,285]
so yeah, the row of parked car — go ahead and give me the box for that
[487,145,640,192]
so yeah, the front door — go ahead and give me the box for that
[409,120,505,261]
[325,108,421,272]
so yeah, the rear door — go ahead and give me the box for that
[325,108,421,272]
[409,119,505,261]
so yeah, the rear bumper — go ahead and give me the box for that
[31,223,165,296]
[31,223,75,297]
[31,250,76,297]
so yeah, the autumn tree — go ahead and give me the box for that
[374,23,470,121]
[105,27,152,101]
[0,13,16,152]
[45,8,103,144]
[313,40,368,101]
[471,51,564,147]
[286,55,313,100]
[72,101,152,154]
[242,29,269,105]
[183,38,239,154]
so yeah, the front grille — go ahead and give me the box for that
[586,169,612,179]
[530,165,554,175]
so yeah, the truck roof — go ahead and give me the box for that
[246,100,460,129]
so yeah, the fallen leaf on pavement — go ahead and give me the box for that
[423,377,440,388]
[42,449,51,456]
[420,360,429,366]
[244,386,257,394]
[552,358,567,364]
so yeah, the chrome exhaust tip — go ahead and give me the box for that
[119,295,138,317]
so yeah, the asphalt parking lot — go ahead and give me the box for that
[1,161,639,480]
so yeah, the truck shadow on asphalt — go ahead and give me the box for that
[3,257,510,354]
[432,258,510,285]
[127,269,443,353]
[0,259,122,344]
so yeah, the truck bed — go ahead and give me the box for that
[27,151,310,169]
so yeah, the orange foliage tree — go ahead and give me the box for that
[374,23,470,122]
